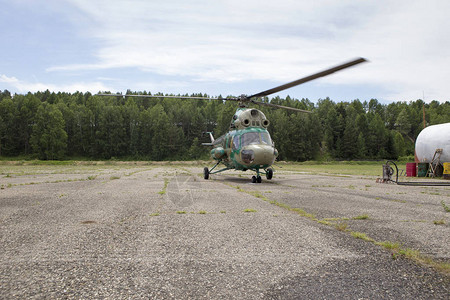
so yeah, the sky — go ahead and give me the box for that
[1,0,450,103]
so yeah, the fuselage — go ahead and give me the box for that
[209,107,278,171]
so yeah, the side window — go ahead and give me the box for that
[226,136,231,148]
[232,135,240,150]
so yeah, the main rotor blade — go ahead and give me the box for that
[247,57,367,99]
[251,100,312,113]
[96,93,229,101]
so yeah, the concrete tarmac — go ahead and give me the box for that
[0,165,449,299]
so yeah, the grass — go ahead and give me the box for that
[158,178,169,195]
[441,200,450,212]
[110,176,120,180]
[433,219,445,225]
[243,209,257,213]
[350,231,374,242]
[198,210,207,214]
[276,161,383,176]
[335,222,348,231]
[353,214,370,220]
[176,211,186,214]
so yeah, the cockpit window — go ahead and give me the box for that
[261,132,272,145]
[241,132,272,146]
[232,135,240,150]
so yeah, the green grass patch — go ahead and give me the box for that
[243,208,257,213]
[335,222,348,231]
[350,231,374,242]
[176,211,186,214]
[158,178,169,195]
[198,210,207,214]
[375,241,401,250]
[110,176,120,180]
[433,219,445,225]
[275,161,383,176]
[441,200,450,212]
[353,214,369,220]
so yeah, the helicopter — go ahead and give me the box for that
[98,57,367,183]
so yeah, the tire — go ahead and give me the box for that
[252,176,257,183]
[256,176,262,183]
[203,167,209,180]
[266,168,273,180]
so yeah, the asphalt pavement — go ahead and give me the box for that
[0,165,448,299]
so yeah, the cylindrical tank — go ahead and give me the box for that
[415,123,450,163]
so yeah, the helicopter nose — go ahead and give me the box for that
[243,145,276,165]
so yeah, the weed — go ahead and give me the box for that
[335,222,348,231]
[158,178,169,195]
[244,208,257,213]
[353,214,369,220]
[322,217,341,221]
[291,207,316,219]
[220,211,226,214]
[87,175,97,180]
[176,211,186,214]
[198,210,207,214]
[350,231,374,242]
[433,219,445,225]
[318,220,331,225]
[248,191,268,201]
[441,200,450,212]
[150,213,160,217]
[110,176,120,180]
[375,241,401,250]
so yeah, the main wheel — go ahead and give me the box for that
[203,167,209,180]
[251,176,257,183]
[256,176,262,183]
[266,168,273,180]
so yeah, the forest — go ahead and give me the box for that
[0,89,449,161]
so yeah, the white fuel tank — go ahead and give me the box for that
[415,122,450,163]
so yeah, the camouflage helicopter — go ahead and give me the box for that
[99,57,366,183]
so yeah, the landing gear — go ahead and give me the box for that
[266,168,273,180]
[203,167,209,180]
[252,175,262,183]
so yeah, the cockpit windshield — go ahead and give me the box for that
[241,132,272,147]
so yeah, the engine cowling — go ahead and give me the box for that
[211,147,225,160]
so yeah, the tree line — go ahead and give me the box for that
[0,89,449,161]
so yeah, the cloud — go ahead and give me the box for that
[20,0,450,101]
[0,74,111,94]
